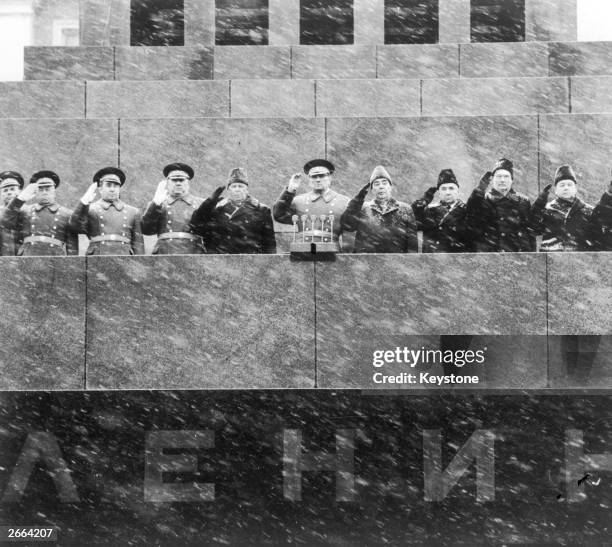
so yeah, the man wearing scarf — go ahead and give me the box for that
[142,163,205,254]
[0,171,25,255]
[530,164,595,252]
[340,165,417,253]
[412,169,470,253]
[465,158,534,252]
[190,168,276,254]
[1,170,78,256]
[71,167,144,255]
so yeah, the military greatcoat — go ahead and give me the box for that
[142,194,205,254]
[2,197,78,256]
[71,199,144,256]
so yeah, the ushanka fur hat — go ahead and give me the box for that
[437,169,459,188]
[228,167,248,186]
[369,165,392,185]
[492,158,513,178]
[554,164,577,185]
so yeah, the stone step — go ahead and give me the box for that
[0,254,610,390]
[7,75,612,120]
[23,42,612,81]
[2,114,612,208]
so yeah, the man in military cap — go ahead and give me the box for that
[273,159,350,249]
[142,163,205,254]
[412,169,471,253]
[0,171,25,255]
[465,158,534,252]
[341,165,417,253]
[1,170,78,256]
[190,168,276,254]
[71,167,144,255]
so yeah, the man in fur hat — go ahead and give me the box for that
[0,170,25,255]
[273,159,350,249]
[71,167,144,255]
[530,164,595,251]
[2,170,78,256]
[341,165,417,253]
[412,169,470,253]
[465,158,534,252]
[190,168,276,254]
[142,163,205,254]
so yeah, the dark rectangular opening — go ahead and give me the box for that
[216,0,269,45]
[300,0,354,45]
[384,0,439,44]
[471,0,525,42]
[130,0,185,46]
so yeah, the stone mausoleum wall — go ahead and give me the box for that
[1,1,612,545]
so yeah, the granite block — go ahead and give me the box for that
[549,335,612,388]
[0,81,84,119]
[0,258,85,390]
[326,116,539,203]
[354,0,384,44]
[5,391,609,544]
[24,47,114,81]
[316,79,419,117]
[459,43,549,78]
[230,80,314,118]
[315,255,547,380]
[377,44,459,79]
[118,117,325,211]
[570,76,612,114]
[318,334,547,389]
[292,46,376,79]
[549,42,612,76]
[547,253,612,335]
[422,77,569,117]
[538,114,612,203]
[114,47,213,80]
[269,0,300,45]
[438,0,470,43]
[214,46,291,79]
[185,0,215,46]
[85,256,314,389]
[80,0,130,46]
[86,80,229,119]
[526,0,577,42]
[0,118,118,206]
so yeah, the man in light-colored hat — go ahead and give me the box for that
[530,164,595,252]
[190,168,276,254]
[142,163,205,254]
[71,167,144,255]
[412,169,470,253]
[273,159,350,249]
[341,165,417,253]
[0,171,25,255]
[465,158,534,252]
[1,170,78,256]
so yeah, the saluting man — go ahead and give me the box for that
[2,170,78,256]
[412,169,471,253]
[190,167,276,254]
[0,171,25,255]
[142,163,205,254]
[465,158,534,252]
[71,167,144,256]
[273,159,350,249]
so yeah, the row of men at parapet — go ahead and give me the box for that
[0,158,611,256]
